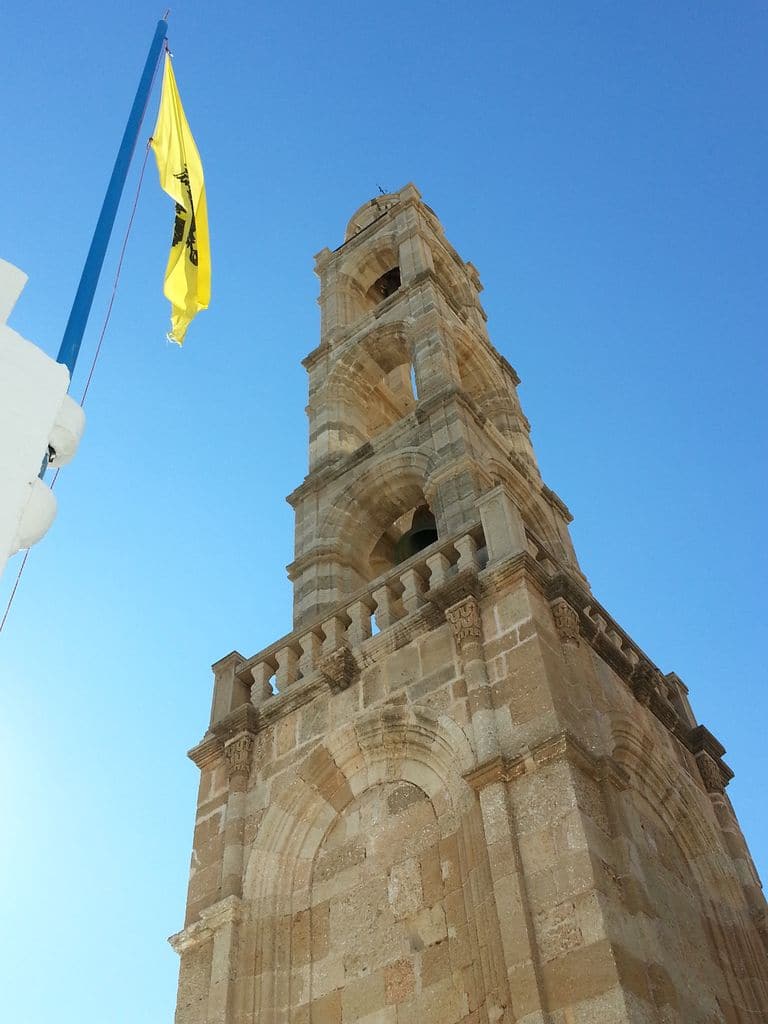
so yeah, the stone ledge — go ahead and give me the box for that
[463,731,629,793]
[168,895,245,955]
[546,573,734,787]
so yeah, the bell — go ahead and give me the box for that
[393,506,438,564]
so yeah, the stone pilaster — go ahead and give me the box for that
[445,593,499,763]
[221,732,253,899]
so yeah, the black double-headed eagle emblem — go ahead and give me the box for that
[171,166,198,267]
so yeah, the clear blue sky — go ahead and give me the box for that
[1,3,766,1021]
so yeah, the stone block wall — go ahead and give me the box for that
[172,536,768,1023]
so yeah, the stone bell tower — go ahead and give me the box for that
[170,184,768,1024]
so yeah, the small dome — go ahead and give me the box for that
[344,194,401,241]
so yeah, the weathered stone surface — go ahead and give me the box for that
[172,186,768,1024]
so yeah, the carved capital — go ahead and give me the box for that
[751,906,768,952]
[550,597,580,646]
[696,751,728,794]
[631,661,658,706]
[320,644,359,693]
[650,689,679,732]
[224,733,254,781]
[445,595,482,653]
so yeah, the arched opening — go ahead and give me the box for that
[366,265,401,304]
[315,324,418,461]
[337,242,401,326]
[368,502,438,579]
[364,355,417,440]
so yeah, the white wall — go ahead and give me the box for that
[0,258,85,579]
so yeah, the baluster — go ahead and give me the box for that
[425,550,451,590]
[299,630,322,675]
[250,660,275,705]
[321,614,347,654]
[372,582,397,631]
[275,644,299,690]
[347,598,373,645]
[455,533,478,572]
[400,567,427,614]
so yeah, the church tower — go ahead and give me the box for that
[170,185,767,1023]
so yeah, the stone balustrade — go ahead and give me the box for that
[242,523,487,699]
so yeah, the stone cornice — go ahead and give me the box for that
[211,703,259,745]
[541,484,573,524]
[168,895,245,955]
[188,734,224,770]
[286,545,363,580]
[545,572,734,785]
[288,381,536,509]
[251,673,327,734]
[301,341,330,372]
[464,732,629,793]
[482,550,553,598]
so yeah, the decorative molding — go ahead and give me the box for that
[463,731,629,793]
[649,688,679,732]
[224,733,254,781]
[444,595,482,654]
[212,703,259,744]
[751,906,768,952]
[168,896,245,956]
[464,756,506,791]
[689,725,733,792]
[550,597,580,646]
[486,551,552,597]
[188,734,224,771]
[688,724,726,760]
[540,484,573,524]
[696,751,728,794]
[168,919,211,955]
[428,566,481,615]
[631,661,658,707]
[199,894,245,930]
[319,644,359,693]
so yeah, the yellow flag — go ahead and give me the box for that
[151,53,210,345]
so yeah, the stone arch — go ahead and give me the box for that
[316,447,442,580]
[245,705,476,898]
[611,712,768,1019]
[455,329,520,435]
[312,321,417,450]
[336,235,402,325]
[432,248,475,312]
[242,705,511,1022]
[612,713,729,870]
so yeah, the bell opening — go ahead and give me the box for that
[392,506,438,565]
[367,503,440,580]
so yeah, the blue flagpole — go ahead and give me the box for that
[56,15,169,378]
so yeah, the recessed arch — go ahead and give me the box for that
[316,447,441,581]
[241,705,512,1023]
[610,712,768,1019]
[336,236,402,325]
[312,321,418,453]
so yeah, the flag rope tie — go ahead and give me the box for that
[0,141,153,634]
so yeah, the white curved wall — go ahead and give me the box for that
[0,258,85,578]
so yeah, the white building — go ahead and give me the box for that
[0,258,84,580]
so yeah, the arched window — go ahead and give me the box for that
[368,502,438,579]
